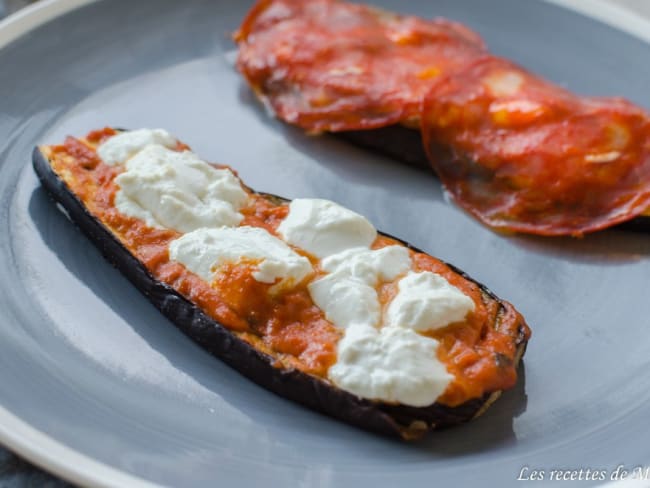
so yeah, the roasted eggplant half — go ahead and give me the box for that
[33,128,530,440]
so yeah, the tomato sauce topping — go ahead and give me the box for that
[421,56,650,236]
[45,130,529,406]
[235,0,486,132]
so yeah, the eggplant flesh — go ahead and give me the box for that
[32,145,528,440]
[339,126,650,233]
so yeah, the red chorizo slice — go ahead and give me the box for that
[235,0,486,132]
[421,56,650,236]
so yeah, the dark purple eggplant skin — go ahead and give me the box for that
[340,125,650,233]
[32,145,528,440]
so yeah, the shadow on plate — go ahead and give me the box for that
[505,231,650,265]
[236,81,446,204]
[412,363,527,455]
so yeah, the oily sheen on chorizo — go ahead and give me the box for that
[236,0,650,236]
[421,56,650,236]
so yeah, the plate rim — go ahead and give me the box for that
[1,0,649,487]
[0,405,156,488]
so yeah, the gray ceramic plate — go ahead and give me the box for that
[1,0,650,486]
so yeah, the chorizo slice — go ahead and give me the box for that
[421,56,650,236]
[235,0,486,132]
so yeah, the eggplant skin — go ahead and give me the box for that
[32,145,528,440]
[340,126,650,233]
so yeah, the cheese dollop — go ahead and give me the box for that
[308,246,411,330]
[309,273,381,330]
[386,271,475,331]
[307,245,459,406]
[320,245,411,284]
[169,226,312,290]
[328,324,453,407]
[307,248,471,405]
[114,144,248,233]
[97,128,177,165]
[277,199,376,258]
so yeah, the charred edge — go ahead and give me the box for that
[339,125,650,233]
[32,146,527,440]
